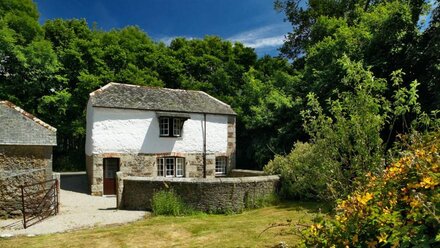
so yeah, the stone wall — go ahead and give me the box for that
[87,152,235,196]
[0,145,53,218]
[229,169,265,177]
[117,175,279,213]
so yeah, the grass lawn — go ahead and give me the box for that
[0,202,326,248]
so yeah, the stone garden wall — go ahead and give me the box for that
[117,174,279,213]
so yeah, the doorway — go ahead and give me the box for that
[103,158,119,195]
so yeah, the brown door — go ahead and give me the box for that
[103,158,119,195]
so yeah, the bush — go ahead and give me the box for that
[151,190,191,216]
[301,132,440,247]
[264,142,328,200]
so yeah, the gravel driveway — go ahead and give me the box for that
[0,173,146,237]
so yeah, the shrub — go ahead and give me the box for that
[151,190,191,216]
[264,142,328,200]
[301,132,440,247]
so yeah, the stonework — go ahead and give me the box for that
[0,145,53,218]
[117,175,280,213]
[86,152,228,196]
[226,116,236,173]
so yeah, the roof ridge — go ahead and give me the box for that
[89,82,237,115]
[0,100,57,132]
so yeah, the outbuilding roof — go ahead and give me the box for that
[0,101,57,146]
[89,83,236,115]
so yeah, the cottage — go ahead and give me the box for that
[85,83,236,196]
[0,101,56,216]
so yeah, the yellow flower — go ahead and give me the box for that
[416,149,426,157]
[357,192,374,205]
[410,198,421,208]
[377,232,388,243]
[420,176,437,189]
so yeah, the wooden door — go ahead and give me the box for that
[103,158,119,195]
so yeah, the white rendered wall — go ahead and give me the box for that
[86,106,229,155]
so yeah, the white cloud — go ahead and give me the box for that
[157,36,196,45]
[227,23,289,49]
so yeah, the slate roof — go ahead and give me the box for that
[0,101,57,146]
[89,83,236,115]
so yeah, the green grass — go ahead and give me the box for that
[0,201,327,248]
[152,190,194,216]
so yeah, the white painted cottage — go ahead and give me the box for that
[85,83,236,195]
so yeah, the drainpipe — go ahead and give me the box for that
[203,113,207,178]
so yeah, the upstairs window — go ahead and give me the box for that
[157,157,185,177]
[159,117,185,137]
[159,117,169,136]
[215,156,228,176]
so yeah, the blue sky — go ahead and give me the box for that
[34,0,292,56]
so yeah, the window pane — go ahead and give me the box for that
[157,158,164,176]
[173,118,181,136]
[176,158,184,177]
[166,158,174,177]
[160,118,169,136]
[215,157,227,175]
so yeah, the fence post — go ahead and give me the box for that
[21,185,26,229]
[53,173,60,214]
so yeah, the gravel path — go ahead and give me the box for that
[0,175,146,237]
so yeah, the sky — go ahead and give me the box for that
[34,0,292,57]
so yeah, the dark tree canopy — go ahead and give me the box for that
[0,0,438,171]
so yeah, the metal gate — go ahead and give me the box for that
[20,179,59,228]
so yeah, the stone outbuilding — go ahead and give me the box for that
[0,101,57,217]
[86,83,236,196]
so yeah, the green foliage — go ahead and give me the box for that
[1,0,439,173]
[265,56,435,202]
[301,131,440,247]
[264,142,327,200]
[151,190,193,216]
[244,193,280,210]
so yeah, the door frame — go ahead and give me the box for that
[103,157,120,195]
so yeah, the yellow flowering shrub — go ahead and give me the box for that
[301,132,440,247]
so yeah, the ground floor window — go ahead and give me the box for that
[215,156,228,176]
[157,157,185,177]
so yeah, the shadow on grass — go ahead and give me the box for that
[273,201,333,214]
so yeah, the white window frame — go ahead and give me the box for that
[176,158,184,177]
[173,118,182,137]
[215,156,227,176]
[157,157,185,177]
[165,157,174,177]
[157,158,164,176]
[159,117,169,136]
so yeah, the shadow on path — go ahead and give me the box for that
[60,172,89,194]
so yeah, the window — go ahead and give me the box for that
[157,157,185,177]
[159,117,169,136]
[173,118,182,136]
[157,158,164,176]
[159,117,185,137]
[215,156,228,176]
